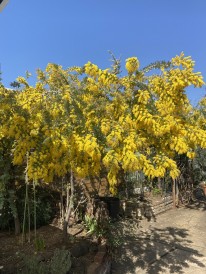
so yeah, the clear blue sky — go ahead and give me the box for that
[1,0,206,105]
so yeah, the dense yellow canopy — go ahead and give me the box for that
[0,53,205,194]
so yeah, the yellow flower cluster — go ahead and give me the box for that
[1,52,206,193]
[84,62,99,78]
[101,119,110,135]
[125,57,140,74]
[136,90,150,105]
[86,78,99,93]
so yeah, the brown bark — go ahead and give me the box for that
[14,215,21,235]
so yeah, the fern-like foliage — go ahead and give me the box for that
[108,50,122,75]
[141,60,172,73]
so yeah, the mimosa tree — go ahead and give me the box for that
[0,52,206,234]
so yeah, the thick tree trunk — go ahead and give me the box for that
[118,165,127,197]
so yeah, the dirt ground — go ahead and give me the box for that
[0,193,189,274]
[0,193,168,274]
[0,223,97,274]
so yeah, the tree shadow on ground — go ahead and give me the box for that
[186,200,206,211]
[111,224,205,274]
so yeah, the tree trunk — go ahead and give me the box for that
[8,187,21,235]
[118,165,127,197]
[63,171,74,240]
[172,179,176,208]
[14,215,21,235]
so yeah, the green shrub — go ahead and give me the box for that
[0,184,58,232]
[50,249,72,274]
[34,237,46,252]
[84,214,123,251]
[152,187,162,196]
[19,249,71,274]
